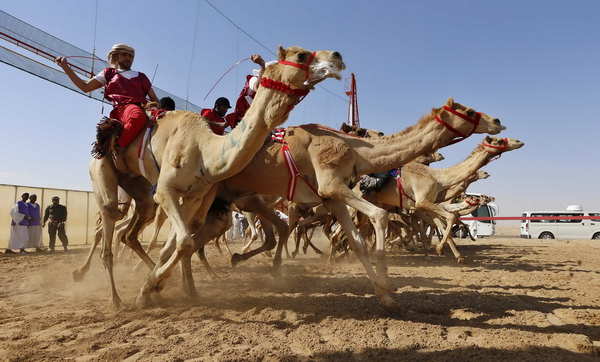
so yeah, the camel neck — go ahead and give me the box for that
[350,116,457,174]
[430,147,497,188]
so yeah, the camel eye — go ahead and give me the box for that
[297,52,311,63]
[466,109,475,117]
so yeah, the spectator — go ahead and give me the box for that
[6,192,31,254]
[43,196,69,252]
[26,194,45,252]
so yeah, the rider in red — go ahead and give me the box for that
[224,54,266,129]
[56,44,159,173]
[201,97,231,135]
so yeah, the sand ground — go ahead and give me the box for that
[1,226,599,361]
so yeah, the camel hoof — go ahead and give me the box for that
[231,253,242,267]
[134,294,150,309]
[435,245,444,256]
[263,250,272,258]
[291,251,298,259]
[457,257,467,264]
[378,294,397,309]
[110,296,125,310]
[72,269,85,283]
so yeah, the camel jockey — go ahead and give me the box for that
[56,43,159,173]
[224,54,266,129]
[201,54,267,135]
[201,97,231,135]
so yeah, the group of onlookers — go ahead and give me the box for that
[6,193,69,254]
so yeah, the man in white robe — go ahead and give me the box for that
[6,192,31,254]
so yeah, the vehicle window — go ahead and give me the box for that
[471,206,491,223]
[558,213,582,223]
[521,213,527,223]
[532,213,549,223]
[590,213,600,222]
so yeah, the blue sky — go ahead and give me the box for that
[1,0,599,223]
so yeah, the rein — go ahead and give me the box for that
[434,106,481,145]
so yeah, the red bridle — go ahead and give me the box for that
[479,138,508,164]
[259,52,317,106]
[434,106,482,145]
[278,52,316,82]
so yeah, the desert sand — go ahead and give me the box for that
[1,226,599,361]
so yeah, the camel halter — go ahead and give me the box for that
[434,106,481,145]
[258,52,317,106]
[479,138,508,164]
[278,52,316,82]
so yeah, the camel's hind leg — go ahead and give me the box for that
[73,221,102,282]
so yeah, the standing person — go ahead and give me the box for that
[6,192,31,254]
[55,43,159,173]
[26,194,45,252]
[225,54,266,129]
[43,196,69,252]
[201,97,231,135]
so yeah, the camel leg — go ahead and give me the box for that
[136,183,218,308]
[180,253,198,299]
[320,178,390,290]
[323,199,396,308]
[73,222,102,282]
[196,247,220,279]
[119,176,159,270]
[134,205,168,271]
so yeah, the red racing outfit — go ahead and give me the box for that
[201,108,228,135]
[225,75,258,129]
[95,67,152,147]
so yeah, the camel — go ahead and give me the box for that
[88,46,345,309]
[215,98,506,307]
[367,136,524,261]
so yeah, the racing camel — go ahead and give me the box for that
[195,98,507,307]
[89,46,345,309]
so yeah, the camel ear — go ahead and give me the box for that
[278,46,286,60]
[357,128,368,137]
[340,122,350,132]
[445,97,455,108]
[484,135,492,143]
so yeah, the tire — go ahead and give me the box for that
[593,233,600,240]
[539,232,554,240]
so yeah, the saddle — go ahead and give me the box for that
[91,102,167,160]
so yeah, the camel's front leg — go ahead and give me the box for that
[320,179,390,289]
[99,214,123,309]
[135,196,204,308]
[323,199,396,309]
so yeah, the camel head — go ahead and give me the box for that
[476,170,490,180]
[437,98,507,139]
[340,122,385,138]
[413,151,444,165]
[264,46,345,90]
[480,136,525,154]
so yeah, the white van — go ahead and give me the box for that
[520,206,600,239]
[454,197,499,238]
